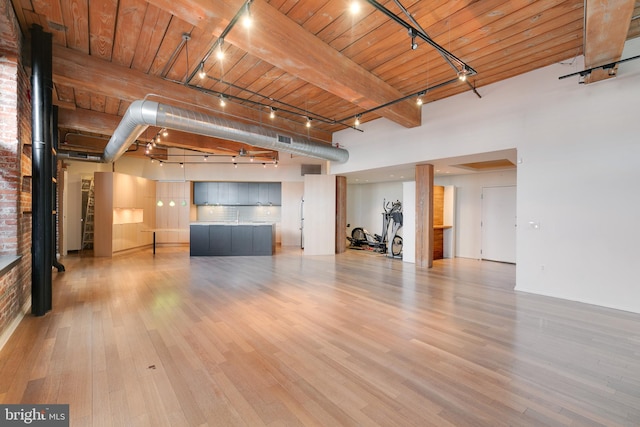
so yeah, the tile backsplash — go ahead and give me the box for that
[196,205,281,223]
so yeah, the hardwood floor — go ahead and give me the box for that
[1,247,639,426]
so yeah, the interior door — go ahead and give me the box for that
[481,185,516,263]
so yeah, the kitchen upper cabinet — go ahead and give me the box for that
[237,182,249,205]
[193,182,282,206]
[193,182,208,205]
[218,182,229,205]
[258,183,270,205]
[268,183,281,205]
[227,182,239,205]
[207,182,219,204]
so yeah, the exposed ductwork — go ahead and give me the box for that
[102,100,349,164]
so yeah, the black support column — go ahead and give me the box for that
[31,25,54,316]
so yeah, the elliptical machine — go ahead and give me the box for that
[348,199,403,257]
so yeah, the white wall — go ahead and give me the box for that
[281,182,303,247]
[347,181,403,237]
[402,181,415,263]
[303,175,335,256]
[333,38,640,313]
[436,171,516,259]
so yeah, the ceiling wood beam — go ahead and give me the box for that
[584,0,636,83]
[51,44,334,143]
[147,0,421,128]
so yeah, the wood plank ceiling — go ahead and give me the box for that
[9,0,640,159]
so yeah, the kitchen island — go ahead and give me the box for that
[190,222,276,256]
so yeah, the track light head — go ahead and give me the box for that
[162,128,168,137]
[354,114,361,127]
[219,94,226,107]
[216,38,225,60]
[349,1,360,14]
[408,28,418,50]
[242,1,253,28]
[458,67,468,82]
[306,117,312,128]
[269,107,276,119]
[198,62,206,79]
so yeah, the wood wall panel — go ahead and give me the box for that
[415,164,434,269]
[335,175,347,254]
[433,185,444,226]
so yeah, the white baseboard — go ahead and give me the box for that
[0,300,31,352]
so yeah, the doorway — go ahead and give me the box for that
[481,185,516,263]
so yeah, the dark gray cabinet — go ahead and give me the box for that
[207,182,219,204]
[193,182,282,206]
[190,225,210,255]
[190,223,275,256]
[193,182,208,205]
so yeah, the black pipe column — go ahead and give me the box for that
[31,25,54,316]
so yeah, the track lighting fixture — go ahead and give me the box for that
[242,1,253,28]
[354,114,361,127]
[269,107,276,119]
[219,94,226,107]
[306,117,312,128]
[250,156,254,162]
[180,162,184,168]
[416,92,425,105]
[458,67,468,82]
[157,200,164,207]
[409,28,418,50]
[262,163,266,168]
[169,200,176,207]
[198,62,206,79]
[204,155,208,161]
[274,161,278,168]
[159,161,164,166]
[234,163,238,168]
[216,38,225,60]
[349,1,360,14]
[162,128,168,137]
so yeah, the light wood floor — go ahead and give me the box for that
[1,247,640,426]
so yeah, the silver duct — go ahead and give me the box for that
[103,100,349,163]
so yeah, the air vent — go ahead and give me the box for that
[277,134,292,144]
[301,164,321,175]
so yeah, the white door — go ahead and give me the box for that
[481,186,516,263]
[64,172,82,252]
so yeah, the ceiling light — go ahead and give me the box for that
[242,2,252,28]
[408,29,418,50]
[349,1,360,14]
[250,156,254,162]
[204,155,208,161]
[416,91,425,106]
[169,200,176,207]
[306,117,312,128]
[219,94,226,107]
[233,162,238,168]
[216,39,224,60]
[354,114,361,127]
[198,62,206,79]
[162,128,168,137]
[159,161,163,166]
[274,161,278,168]
[262,163,266,168]
[231,156,236,161]
[458,67,468,82]
[157,200,164,207]
[180,162,184,168]
[269,107,276,119]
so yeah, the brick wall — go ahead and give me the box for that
[0,0,32,339]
